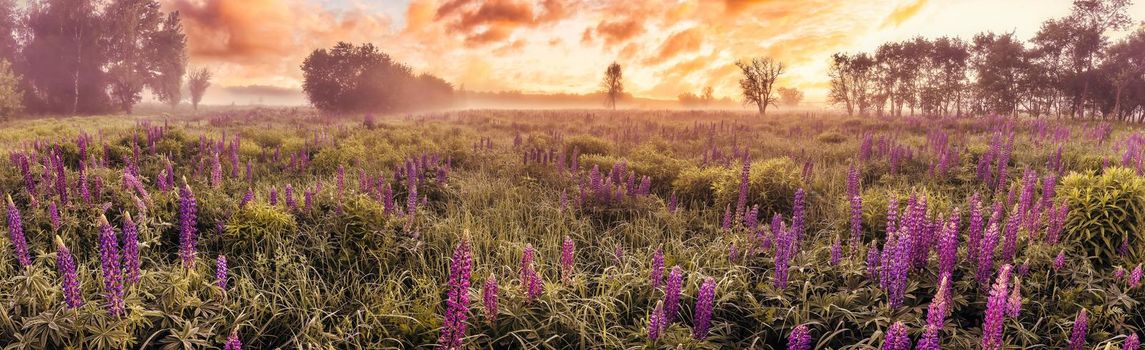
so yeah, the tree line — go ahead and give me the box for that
[829,0,1145,121]
[0,0,212,118]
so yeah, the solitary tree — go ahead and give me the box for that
[702,86,714,105]
[736,57,784,116]
[0,59,22,118]
[187,67,212,110]
[778,87,804,107]
[601,62,623,110]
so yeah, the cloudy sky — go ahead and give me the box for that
[162,0,1145,105]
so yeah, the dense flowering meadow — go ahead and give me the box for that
[0,110,1143,349]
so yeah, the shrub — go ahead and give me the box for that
[672,166,727,206]
[711,157,803,216]
[1058,167,1145,265]
[565,135,611,156]
[815,131,847,144]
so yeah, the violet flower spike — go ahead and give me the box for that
[787,324,811,350]
[5,194,31,268]
[54,236,84,309]
[692,277,716,340]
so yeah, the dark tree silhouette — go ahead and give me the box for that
[301,42,453,113]
[601,62,623,110]
[188,67,211,110]
[736,57,784,116]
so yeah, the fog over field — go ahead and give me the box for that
[1,1,1145,349]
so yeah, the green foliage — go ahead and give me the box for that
[0,59,24,118]
[565,135,612,156]
[1059,167,1145,264]
[815,131,847,144]
[712,157,803,215]
[671,165,726,206]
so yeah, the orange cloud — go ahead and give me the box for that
[645,27,703,65]
[881,0,930,28]
[584,19,645,47]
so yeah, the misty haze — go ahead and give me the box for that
[1,0,1145,349]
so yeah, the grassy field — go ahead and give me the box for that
[1,109,1143,349]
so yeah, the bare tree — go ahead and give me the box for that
[601,62,623,110]
[736,57,784,116]
[778,87,804,107]
[702,86,714,105]
[187,67,211,110]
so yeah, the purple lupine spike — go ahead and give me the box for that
[1006,277,1021,317]
[846,163,861,198]
[284,184,296,210]
[791,189,806,244]
[6,195,31,268]
[981,264,1012,350]
[561,235,575,284]
[216,254,228,290]
[886,197,899,237]
[883,321,910,350]
[122,212,141,286]
[663,266,684,324]
[850,195,863,253]
[1124,333,1140,350]
[1129,264,1142,288]
[48,201,61,232]
[788,324,811,350]
[648,300,665,342]
[866,242,880,280]
[98,215,125,317]
[692,276,717,340]
[239,190,253,208]
[977,223,1000,286]
[210,152,223,188]
[937,214,959,278]
[667,193,678,214]
[829,237,842,266]
[483,274,498,324]
[1115,266,1126,280]
[525,267,543,303]
[54,151,67,203]
[888,227,912,309]
[383,184,395,215]
[967,193,983,263]
[1068,309,1088,350]
[406,182,418,217]
[54,235,83,309]
[437,235,473,350]
[728,242,738,263]
[1001,208,1020,263]
[720,205,733,231]
[269,187,278,205]
[1053,250,1065,272]
[650,247,665,289]
[520,244,535,290]
[775,222,794,289]
[179,181,199,269]
[224,330,242,350]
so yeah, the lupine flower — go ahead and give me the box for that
[692,277,716,340]
[5,194,31,268]
[1115,266,1126,280]
[526,267,543,302]
[663,266,684,324]
[284,184,296,210]
[728,242,738,263]
[720,205,733,231]
[850,195,863,252]
[791,189,806,244]
[1053,250,1065,272]
[98,215,125,317]
[883,321,910,350]
[1129,265,1142,288]
[1124,333,1139,350]
[179,182,199,269]
[651,247,665,289]
[216,254,228,290]
[1001,208,1020,263]
[224,330,242,350]
[967,193,983,263]
[239,190,253,208]
[866,242,880,280]
[269,187,278,205]
[122,212,141,286]
[774,222,794,289]
[1068,309,1088,350]
[886,197,899,238]
[437,236,473,350]
[1006,278,1022,317]
[829,238,842,266]
[561,235,575,284]
[788,324,811,350]
[977,223,1000,286]
[48,201,61,232]
[982,264,1012,350]
[483,274,498,324]
[916,325,941,350]
[55,236,83,309]
[520,244,535,289]
[667,193,678,214]
[648,300,665,342]
[887,227,912,309]
[210,152,223,188]
[937,214,959,278]
[917,274,950,350]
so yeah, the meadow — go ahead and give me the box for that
[1,109,1143,349]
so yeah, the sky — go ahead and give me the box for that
[161,0,1145,105]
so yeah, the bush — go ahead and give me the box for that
[815,131,847,144]
[1058,167,1145,265]
[712,157,804,216]
[565,135,611,156]
[672,166,727,206]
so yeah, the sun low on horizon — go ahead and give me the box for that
[166,0,1143,105]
